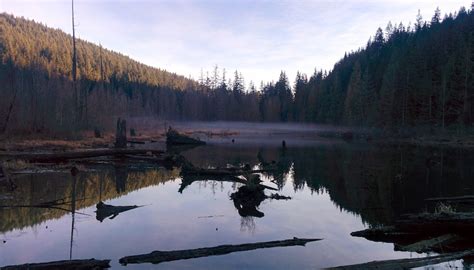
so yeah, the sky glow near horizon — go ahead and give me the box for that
[0,0,472,86]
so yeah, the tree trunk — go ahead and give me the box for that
[115,118,127,148]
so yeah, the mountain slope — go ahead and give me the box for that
[294,6,474,132]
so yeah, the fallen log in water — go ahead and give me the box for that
[395,212,474,235]
[425,195,474,204]
[181,166,272,177]
[95,201,142,222]
[166,127,205,145]
[119,237,321,265]
[395,234,459,253]
[351,226,419,243]
[0,149,164,163]
[326,249,474,270]
[267,193,291,200]
[179,174,246,193]
[1,258,110,270]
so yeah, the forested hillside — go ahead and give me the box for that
[294,6,474,132]
[1,6,473,135]
[0,13,262,134]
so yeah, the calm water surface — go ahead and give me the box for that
[0,139,473,269]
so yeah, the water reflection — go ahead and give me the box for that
[0,142,473,268]
[0,166,180,233]
[182,143,474,226]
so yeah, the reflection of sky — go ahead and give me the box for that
[0,0,471,85]
[0,174,428,269]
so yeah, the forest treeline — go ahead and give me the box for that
[0,6,473,135]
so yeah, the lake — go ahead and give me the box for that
[1,131,473,269]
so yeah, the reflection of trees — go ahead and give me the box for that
[257,148,292,189]
[183,144,474,228]
[290,145,474,226]
[0,167,179,233]
[114,164,128,194]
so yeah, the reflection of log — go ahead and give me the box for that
[166,127,205,145]
[1,258,111,269]
[95,201,141,222]
[119,237,321,265]
[0,149,163,162]
[326,249,474,270]
[396,234,459,252]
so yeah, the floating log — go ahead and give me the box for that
[95,201,142,222]
[166,127,205,145]
[326,249,474,270]
[0,149,163,163]
[351,226,418,243]
[179,172,278,193]
[1,258,110,270]
[425,195,474,203]
[395,234,459,253]
[181,167,271,177]
[119,237,321,265]
[267,193,292,200]
[179,174,246,193]
[395,212,474,235]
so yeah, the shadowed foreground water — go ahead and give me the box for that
[0,140,473,269]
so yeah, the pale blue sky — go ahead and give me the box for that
[0,0,471,86]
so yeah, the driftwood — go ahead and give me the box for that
[395,234,459,253]
[351,226,418,242]
[426,195,474,204]
[166,127,205,145]
[179,174,245,193]
[119,237,321,265]
[0,149,163,163]
[326,249,474,270]
[267,193,292,200]
[95,201,142,222]
[354,212,474,241]
[179,172,278,193]
[1,258,110,270]
[395,212,474,234]
[182,166,273,177]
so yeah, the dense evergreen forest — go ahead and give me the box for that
[0,6,473,135]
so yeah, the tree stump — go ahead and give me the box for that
[115,118,127,148]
